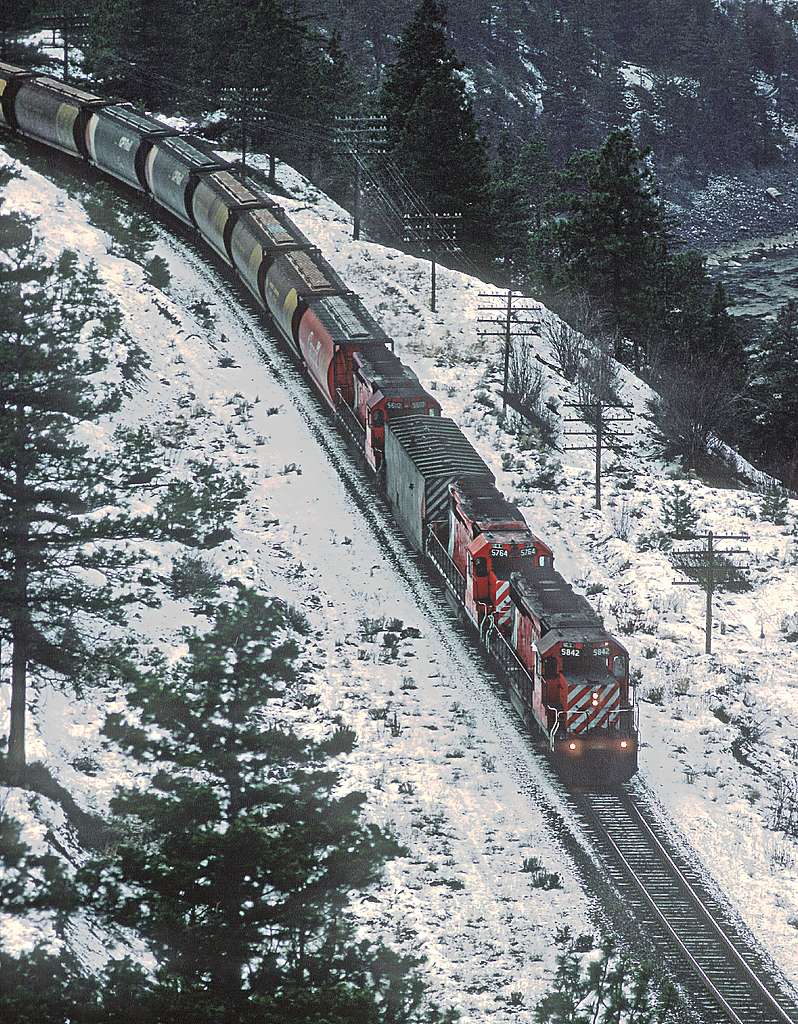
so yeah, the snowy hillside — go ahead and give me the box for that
[0,142,599,1019]
[255,154,798,986]
[1,133,797,1017]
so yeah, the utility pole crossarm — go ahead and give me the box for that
[671,530,750,654]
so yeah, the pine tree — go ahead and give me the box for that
[380,0,492,241]
[661,484,700,539]
[750,298,798,471]
[536,129,668,355]
[761,487,789,526]
[0,215,163,775]
[0,0,34,58]
[696,30,778,166]
[155,458,248,547]
[84,0,196,108]
[84,585,440,1022]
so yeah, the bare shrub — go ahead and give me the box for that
[506,336,558,445]
[545,319,586,382]
[651,359,741,472]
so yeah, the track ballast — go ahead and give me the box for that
[572,789,798,1024]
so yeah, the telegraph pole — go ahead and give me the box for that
[477,289,541,413]
[221,85,270,181]
[38,7,89,81]
[562,401,632,510]
[334,116,388,240]
[672,531,749,655]
[403,212,461,312]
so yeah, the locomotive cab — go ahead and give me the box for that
[448,479,552,627]
[354,348,440,470]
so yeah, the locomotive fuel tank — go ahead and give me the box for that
[12,76,107,158]
[230,205,311,305]
[191,170,271,264]
[86,105,173,191]
[144,135,226,226]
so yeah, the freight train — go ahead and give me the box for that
[0,63,639,786]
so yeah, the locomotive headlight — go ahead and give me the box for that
[620,740,628,749]
[569,741,577,750]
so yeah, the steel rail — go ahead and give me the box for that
[596,819,745,1024]
[623,798,796,1024]
[583,793,797,1024]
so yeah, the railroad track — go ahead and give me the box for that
[572,789,798,1024]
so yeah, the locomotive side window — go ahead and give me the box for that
[372,409,385,427]
[543,656,558,679]
[474,556,488,578]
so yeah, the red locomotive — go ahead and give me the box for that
[0,61,639,787]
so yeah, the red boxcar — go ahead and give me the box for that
[297,293,390,409]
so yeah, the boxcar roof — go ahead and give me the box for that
[387,417,493,481]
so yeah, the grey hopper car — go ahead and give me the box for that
[144,135,227,226]
[230,205,313,304]
[0,61,34,127]
[191,170,274,264]
[86,105,174,191]
[12,76,106,158]
[384,416,493,552]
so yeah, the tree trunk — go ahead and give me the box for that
[8,620,28,775]
[8,407,30,777]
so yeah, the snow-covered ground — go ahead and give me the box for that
[2,132,798,1017]
[0,142,599,1020]
[254,155,798,985]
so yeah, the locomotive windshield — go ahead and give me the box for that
[561,652,611,678]
[490,544,537,580]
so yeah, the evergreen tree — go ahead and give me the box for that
[651,252,746,384]
[0,0,34,58]
[661,484,700,539]
[84,586,444,1022]
[380,0,492,243]
[695,30,778,166]
[534,129,668,358]
[750,298,798,472]
[156,458,248,548]
[0,213,160,775]
[84,0,196,108]
[489,130,555,275]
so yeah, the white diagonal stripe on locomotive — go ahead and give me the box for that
[495,579,512,622]
[566,683,621,730]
